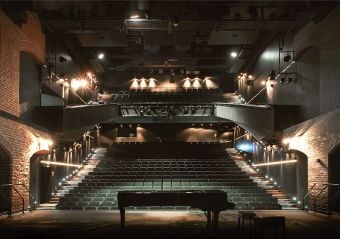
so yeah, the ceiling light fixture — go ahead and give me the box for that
[230,51,238,58]
[98,53,104,60]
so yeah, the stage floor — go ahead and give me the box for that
[1,210,340,239]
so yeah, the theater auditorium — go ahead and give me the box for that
[0,0,340,238]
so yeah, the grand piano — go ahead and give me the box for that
[117,190,235,230]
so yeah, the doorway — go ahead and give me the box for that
[29,154,53,205]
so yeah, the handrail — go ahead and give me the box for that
[0,184,25,216]
[302,183,316,210]
[313,184,328,212]
[14,183,36,211]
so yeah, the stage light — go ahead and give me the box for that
[192,77,201,88]
[148,78,156,88]
[140,78,148,88]
[230,52,238,58]
[283,54,291,62]
[41,160,82,168]
[98,53,104,59]
[252,159,297,167]
[79,79,88,88]
[71,79,81,91]
[292,196,297,201]
[183,77,191,88]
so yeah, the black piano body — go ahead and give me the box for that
[117,190,235,229]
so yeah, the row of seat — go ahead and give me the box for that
[57,143,281,211]
[111,89,225,104]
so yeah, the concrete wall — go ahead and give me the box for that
[215,104,274,140]
[242,6,340,121]
[240,6,340,207]
[100,124,233,145]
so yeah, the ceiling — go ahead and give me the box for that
[1,1,336,83]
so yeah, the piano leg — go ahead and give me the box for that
[120,208,125,229]
[212,210,220,231]
[206,211,212,228]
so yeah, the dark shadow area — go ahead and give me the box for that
[0,146,10,213]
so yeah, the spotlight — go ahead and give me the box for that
[98,53,104,60]
[59,56,67,63]
[230,52,238,58]
[283,53,291,62]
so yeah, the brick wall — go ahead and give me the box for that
[0,115,53,212]
[283,108,340,205]
[0,10,51,212]
[0,10,45,117]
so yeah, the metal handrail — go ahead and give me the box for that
[312,183,339,212]
[302,183,316,210]
[14,183,36,211]
[313,185,328,212]
[0,184,24,216]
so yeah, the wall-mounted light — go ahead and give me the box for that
[97,53,104,60]
[230,51,238,58]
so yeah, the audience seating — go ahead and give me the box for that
[111,89,225,104]
[58,142,281,211]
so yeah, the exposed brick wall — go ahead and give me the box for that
[0,10,45,117]
[283,108,340,205]
[0,10,50,212]
[0,116,52,212]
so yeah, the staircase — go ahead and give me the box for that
[227,148,298,210]
[37,148,106,210]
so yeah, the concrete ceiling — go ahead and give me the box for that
[27,0,336,84]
